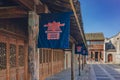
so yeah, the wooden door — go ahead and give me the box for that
[108,54,113,62]
[0,32,26,80]
[0,33,7,80]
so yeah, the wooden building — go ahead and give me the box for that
[0,0,86,80]
[85,33,104,62]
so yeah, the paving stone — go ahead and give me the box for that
[96,75,108,77]
[46,64,91,80]
[46,63,120,80]
[96,78,111,80]
[114,76,120,79]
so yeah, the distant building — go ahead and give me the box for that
[85,33,104,62]
[105,32,120,64]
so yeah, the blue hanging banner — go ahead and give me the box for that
[82,49,88,55]
[75,44,83,54]
[82,49,86,55]
[37,12,72,49]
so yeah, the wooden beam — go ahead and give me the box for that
[46,2,71,11]
[13,0,45,12]
[36,4,45,14]
[70,0,87,48]
[13,0,34,10]
[41,0,71,12]
[69,36,77,44]
[0,6,27,18]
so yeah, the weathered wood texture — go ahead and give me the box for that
[28,11,39,80]
[0,18,28,37]
[0,0,45,18]
[0,6,27,18]
[13,0,34,10]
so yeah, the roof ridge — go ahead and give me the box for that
[85,32,104,40]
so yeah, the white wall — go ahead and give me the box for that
[105,32,120,64]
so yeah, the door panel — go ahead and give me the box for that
[0,33,26,80]
[0,34,7,80]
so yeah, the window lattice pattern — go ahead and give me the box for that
[43,49,46,63]
[0,42,6,70]
[39,49,43,64]
[48,50,51,62]
[10,44,16,68]
[19,45,24,66]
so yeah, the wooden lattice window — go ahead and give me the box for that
[0,42,6,70]
[48,50,51,62]
[19,45,24,66]
[43,49,46,63]
[56,51,57,61]
[46,51,48,63]
[53,51,55,62]
[39,49,43,64]
[10,44,16,68]
[58,52,60,61]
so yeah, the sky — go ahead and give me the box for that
[80,0,120,38]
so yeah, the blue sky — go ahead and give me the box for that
[80,0,120,38]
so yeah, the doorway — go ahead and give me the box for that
[108,54,113,62]
[95,52,98,61]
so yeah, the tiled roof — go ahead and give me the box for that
[85,33,104,40]
[106,49,116,52]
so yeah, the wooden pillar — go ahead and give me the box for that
[78,54,81,76]
[93,51,95,61]
[71,43,75,80]
[16,42,19,80]
[82,55,84,70]
[98,51,100,61]
[92,51,93,61]
[64,53,66,69]
[6,39,10,80]
[51,49,53,75]
[24,42,28,80]
[90,51,91,60]
[28,11,39,80]
[101,51,103,61]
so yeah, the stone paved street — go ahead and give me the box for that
[46,63,120,80]
[46,64,90,80]
[91,63,120,80]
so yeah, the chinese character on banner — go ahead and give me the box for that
[83,50,86,54]
[44,21,65,40]
[37,12,72,49]
[75,44,84,54]
[82,49,88,55]
[77,46,82,52]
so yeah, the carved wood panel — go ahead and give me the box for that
[0,33,7,80]
[0,32,26,80]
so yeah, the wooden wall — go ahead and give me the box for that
[0,18,28,80]
[39,48,64,80]
[0,18,65,80]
